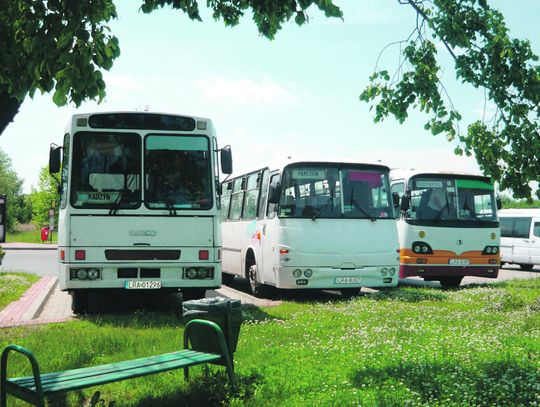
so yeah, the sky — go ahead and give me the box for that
[2,0,540,193]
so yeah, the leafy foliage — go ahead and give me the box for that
[361,0,540,200]
[29,165,60,227]
[0,148,25,231]
[0,0,120,133]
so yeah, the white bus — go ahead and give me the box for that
[390,169,500,288]
[49,112,232,313]
[498,208,540,271]
[220,159,400,297]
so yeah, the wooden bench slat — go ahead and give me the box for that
[9,351,221,394]
[11,350,202,386]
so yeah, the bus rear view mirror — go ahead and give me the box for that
[400,193,410,212]
[220,146,233,175]
[268,183,281,204]
[392,192,400,208]
[49,144,62,174]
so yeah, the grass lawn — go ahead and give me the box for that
[0,272,40,311]
[1,279,539,406]
[6,229,57,244]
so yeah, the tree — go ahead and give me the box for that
[0,148,25,231]
[29,166,60,228]
[2,1,538,199]
[360,0,540,200]
[0,0,120,135]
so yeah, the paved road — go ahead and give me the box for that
[0,248,58,276]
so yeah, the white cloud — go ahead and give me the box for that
[197,77,296,105]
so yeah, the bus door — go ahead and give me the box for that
[260,171,280,283]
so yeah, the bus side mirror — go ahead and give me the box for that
[400,193,410,212]
[49,145,62,174]
[220,146,233,175]
[496,196,502,210]
[392,192,400,208]
[268,183,281,204]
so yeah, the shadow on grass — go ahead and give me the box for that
[59,371,264,407]
[351,359,539,406]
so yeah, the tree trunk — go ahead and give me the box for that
[0,92,22,136]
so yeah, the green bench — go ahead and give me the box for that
[1,319,234,407]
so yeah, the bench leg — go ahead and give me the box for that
[184,365,189,382]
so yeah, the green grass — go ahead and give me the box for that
[6,229,57,244]
[0,272,40,310]
[1,279,539,406]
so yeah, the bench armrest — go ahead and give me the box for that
[183,319,235,385]
[1,345,44,404]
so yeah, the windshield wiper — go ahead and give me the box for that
[312,196,333,221]
[351,199,377,221]
[109,189,126,215]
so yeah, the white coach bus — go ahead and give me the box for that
[390,169,500,288]
[220,159,400,298]
[49,112,232,313]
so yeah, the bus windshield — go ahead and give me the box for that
[407,176,497,224]
[278,164,394,219]
[144,135,212,210]
[71,132,141,209]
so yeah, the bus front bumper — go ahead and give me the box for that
[58,262,222,291]
[274,266,399,289]
[399,264,499,279]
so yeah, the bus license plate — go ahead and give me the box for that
[335,277,361,284]
[125,281,162,289]
[448,259,470,266]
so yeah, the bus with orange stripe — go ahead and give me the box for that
[390,169,500,288]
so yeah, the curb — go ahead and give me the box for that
[0,276,59,328]
[21,277,58,320]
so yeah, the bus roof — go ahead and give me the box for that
[390,168,491,183]
[227,156,391,180]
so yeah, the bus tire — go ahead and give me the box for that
[439,276,463,289]
[182,288,206,301]
[248,263,267,298]
[340,288,361,298]
[71,291,89,314]
[519,264,534,271]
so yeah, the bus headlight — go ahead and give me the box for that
[412,242,433,254]
[304,269,313,278]
[380,267,388,276]
[293,269,302,278]
[482,246,499,255]
[186,268,197,279]
[197,268,209,279]
[388,267,396,276]
[87,268,100,280]
[76,269,88,280]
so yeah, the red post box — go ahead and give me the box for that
[40,226,49,242]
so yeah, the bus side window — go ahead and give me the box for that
[391,182,405,199]
[221,181,233,219]
[267,173,280,218]
[534,222,540,238]
[242,173,260,220]
[228,178,244,220]
[257,169,270,220]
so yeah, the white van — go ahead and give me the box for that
[498,208,540,271]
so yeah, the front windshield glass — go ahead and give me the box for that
[144,135,212,210]
[408,177,497,223]
[278,164,394,219]
[70,132,141,208]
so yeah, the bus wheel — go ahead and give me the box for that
[340,288,361,298]
[519,264,534,271]
[182,289,207,301]
[71,291,89,314]
[248,264,266,298]
[439,276,463,289]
